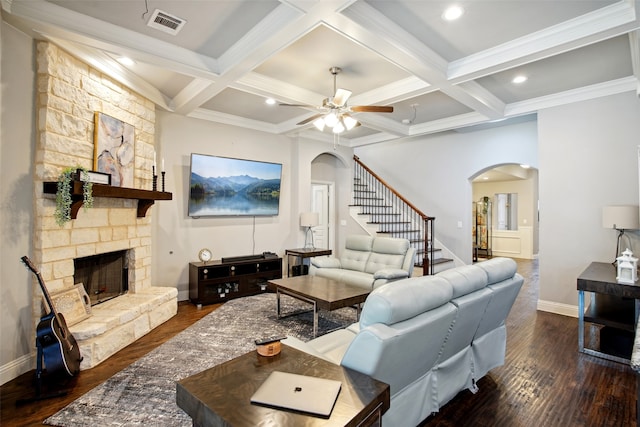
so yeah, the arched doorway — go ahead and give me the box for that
[309,152,349,253]
[470,164,539,260]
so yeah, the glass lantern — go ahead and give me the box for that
[616,248,638,284]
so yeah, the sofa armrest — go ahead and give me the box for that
[373,268,410,280]
[310,257,342,269]
[281,336,334,362]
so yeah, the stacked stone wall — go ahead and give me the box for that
[32,41,176,369]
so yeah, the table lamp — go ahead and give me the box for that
[300,212,319,249]
[602,205,639,264]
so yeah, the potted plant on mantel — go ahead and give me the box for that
[55,167,93,227]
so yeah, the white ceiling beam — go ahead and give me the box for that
[505,76,638,117]
[188,108,280,134]
[217,3,305,73]
[43,35,173,111]
[233,72,325,106]
[448,1,640,83]
[173,2,356,114]
[336,2,505,119]
[348,76,432,106]
[3,0,220,79]
[629,30,640,96]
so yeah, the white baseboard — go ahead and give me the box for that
[537,299,578,318]
[0,352,34,386]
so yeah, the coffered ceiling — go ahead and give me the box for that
[2,0,639,147]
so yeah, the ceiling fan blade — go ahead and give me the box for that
[333,89,352,107]
[351,105,394,113]
[297,114,324,125]
[280,103,317,108]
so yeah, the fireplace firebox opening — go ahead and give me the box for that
[74,250,129,306]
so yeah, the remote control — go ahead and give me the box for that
[254,336,287,346]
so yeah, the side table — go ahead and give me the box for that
[176,344,390,427]
[577,261,640,364]
[285,247,332,276]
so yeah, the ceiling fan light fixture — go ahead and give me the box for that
[333,121,345,134]
[313,117,326,131]
[343,115,358,130]
[324,112,339,127]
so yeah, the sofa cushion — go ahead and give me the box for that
[475,257,517,285]
[340,235,374,271]
[365,237,411,274]
[360,276,453,328]
[437,264,488,298]
[309,256,341,269]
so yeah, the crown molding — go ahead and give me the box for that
[188,108,280,134]
[448,1,639,83]
[505,76,638,116]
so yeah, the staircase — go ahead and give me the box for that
[351,156,454,275]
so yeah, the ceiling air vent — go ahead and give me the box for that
[147,9,186,36]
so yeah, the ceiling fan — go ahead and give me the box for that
[280,67,394,134]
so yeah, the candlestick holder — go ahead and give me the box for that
[153,174,158,192]
[161,171,166,192]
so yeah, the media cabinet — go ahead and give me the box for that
[189,256,282,305]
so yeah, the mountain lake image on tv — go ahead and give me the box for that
[188,154,282,217]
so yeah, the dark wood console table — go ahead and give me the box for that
[189,257,282,305]
[177,344,390,427]
[577,261,640,364]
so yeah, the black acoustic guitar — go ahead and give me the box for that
[21,256,82,377]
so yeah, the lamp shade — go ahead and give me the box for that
[602,205,640,229]
[300,212,319,227]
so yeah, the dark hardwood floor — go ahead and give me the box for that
[1,301,220,427]
[1,259,636,426]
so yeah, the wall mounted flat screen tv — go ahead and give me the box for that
[188,153,282,217]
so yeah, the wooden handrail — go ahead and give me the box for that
[353,155,436,275]
[354,156,433,221]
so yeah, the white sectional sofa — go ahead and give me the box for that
[308,235,416,290]
[283,257,523,426]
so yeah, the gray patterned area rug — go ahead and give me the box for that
[44,293,356,426]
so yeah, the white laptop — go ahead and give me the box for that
[250,371,342,417]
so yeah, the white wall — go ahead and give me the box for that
[152,111,354,300]
[354,120,539,264]
[538,91,640,314]
[0,18,37,383]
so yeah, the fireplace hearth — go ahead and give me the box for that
[74,251,129,306]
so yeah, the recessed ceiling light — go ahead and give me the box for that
[520,164,531,169]
[483,176,489,180]
[116,56,135,66]
[512,75,528,84]
[265,98,276,105]
[442,5,464,21]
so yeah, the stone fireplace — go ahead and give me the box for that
[33,41,177,369]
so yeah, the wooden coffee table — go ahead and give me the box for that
[269,275,370,337]
[176,344,390,427]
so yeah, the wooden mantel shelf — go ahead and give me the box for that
[43,181,172,218]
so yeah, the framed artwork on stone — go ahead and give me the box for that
[93,112,135,187]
